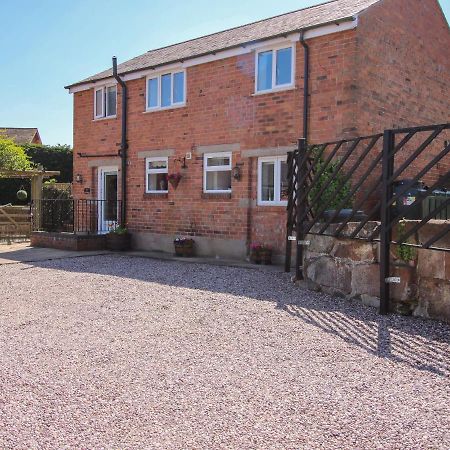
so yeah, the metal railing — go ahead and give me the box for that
[286,123,450,315]
[32,199,123,234]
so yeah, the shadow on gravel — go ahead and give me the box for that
[12,254,450,378]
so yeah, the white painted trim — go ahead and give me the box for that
[97,166,119,233]
[94,87,104,119]
[257,155,288,206]
[68,19,358,94]
[145,156,169,194]
[255,43,295,94]
[145,69,186,111]
[203,151,232,194]
[93,83,117,120]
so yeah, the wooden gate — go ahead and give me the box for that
[0,205,31,240]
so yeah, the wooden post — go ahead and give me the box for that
[31,175,43,231]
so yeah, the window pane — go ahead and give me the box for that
[173,72,185,103]
[95,89,103,117]
[148,159,167,170]
[276,47,292,86]
[148,173,168,191]
[206,171,231,191]
[161,74,172,107]
[106,86,116,116]
[261,162,275,201]
[207,156,230,167]
[148,78,158,108]
[280,160,289,202]
[257,51,273,91]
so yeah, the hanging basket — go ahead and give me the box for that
[168,173,182,189]
[16,188,28,201]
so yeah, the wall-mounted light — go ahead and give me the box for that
[233,164,242,181]
[75,174,83,183]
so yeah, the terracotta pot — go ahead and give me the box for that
[107,233,131,251]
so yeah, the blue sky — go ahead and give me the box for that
[1,0,449,146]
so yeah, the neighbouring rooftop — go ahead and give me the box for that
[0,127,42,145]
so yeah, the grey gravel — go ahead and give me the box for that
[1,254,450,450]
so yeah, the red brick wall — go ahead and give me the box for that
[71,0,449,259]
[355,0,450,185]
[73,30,359,258]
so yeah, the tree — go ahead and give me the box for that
[23,144,73,182]
[0,136,31,171]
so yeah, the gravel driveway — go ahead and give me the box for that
[1,254,450,449]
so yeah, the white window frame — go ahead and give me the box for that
[257,156,288,206]
[255,44,295,94]
[203,152,232,194]
[145,156,169,194]
[145,69,186,112]
[94,84,117,120]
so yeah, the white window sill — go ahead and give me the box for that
[252,85,296,97]
[93,115,117,122]
[145,191,169,194]
[203,190,232,194]
[258,201,288,207]
[144,103,186,113]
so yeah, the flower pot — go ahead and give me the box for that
[107,232,131,251]
[250,250,262,264]
[168,177,182,189]
[174,239,195,257]
[260,249,272,265]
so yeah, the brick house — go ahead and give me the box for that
[65,0,449,261]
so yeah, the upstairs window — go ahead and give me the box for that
[147,71,186,111]
[94,85,117,119]
[256,45,294,93]
[146,157,169,193]
[203,152,232,193]
[258,156,289,205]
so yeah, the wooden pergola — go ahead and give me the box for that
[0,170,60,202]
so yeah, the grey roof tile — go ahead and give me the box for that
[66,0,380,88]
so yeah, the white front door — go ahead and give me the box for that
[98,166,118,233]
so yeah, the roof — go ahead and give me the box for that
[66,0,380,89]
[0,128,42,145]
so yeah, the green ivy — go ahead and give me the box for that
[397,220,417,262]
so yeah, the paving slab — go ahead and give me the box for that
[0,242,108,265]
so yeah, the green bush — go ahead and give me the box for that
[0,136,31,171]
[308,146,353,217]
[0,142,72,205]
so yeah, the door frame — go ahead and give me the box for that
[97,166,119,233]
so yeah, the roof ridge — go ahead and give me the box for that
[0,127,38,130]
[143,0,341,55]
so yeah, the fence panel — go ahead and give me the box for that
[287,123,450,315]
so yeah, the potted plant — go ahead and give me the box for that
[260,245,273,265]
[174,237,195,257]
[168,173,182,189]
[250,243,262,264]
[107,225,131,251]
